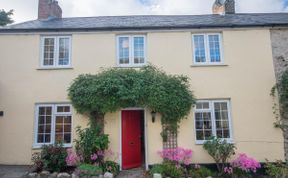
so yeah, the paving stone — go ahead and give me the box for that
[0,165,30,178]
[117,168,145,178]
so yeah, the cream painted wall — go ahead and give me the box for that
[0,29,284,165]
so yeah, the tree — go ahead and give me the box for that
[0,9,14,26]
[68,65,196,138]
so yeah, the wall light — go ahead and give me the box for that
[151,111,156,123]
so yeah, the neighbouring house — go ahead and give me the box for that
[271,28,288,160]
[0,0,287,170]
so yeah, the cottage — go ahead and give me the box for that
[0,0,286,170]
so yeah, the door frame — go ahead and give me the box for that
[119,108,148,170]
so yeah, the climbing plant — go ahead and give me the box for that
[68,65,195,138]
[271,69,288,129]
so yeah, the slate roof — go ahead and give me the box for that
[1,13,288,32]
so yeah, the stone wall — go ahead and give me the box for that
[271,29,288,81]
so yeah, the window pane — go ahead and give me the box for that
[196,102,209,109]
[64,134,71,143]
[55,134,63,142]
[38,116,45,124]
[214,102,230,139]
[208,35,221,62]
[57,106,70,113]
[58,38,70,66]
[64,116,72,124]
[193,35,206,63]
[133,37,145,64]
[119,37,130,64]
[37,106,52,143]
[43,38,55,66]
[196,131,204,140]
[195,111,212,140]
[64,125,71,132]
[37,134,44,143]
[55,115,72,144]
[56,124,63,132]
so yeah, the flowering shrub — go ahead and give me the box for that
[224,153,261,177]
[74,126,109,164]
[66,148,80,166]
[158,147,193,165]
[40,143,67,172]
[231,153,261,173]
[203,137,236,173]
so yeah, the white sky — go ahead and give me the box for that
[1,0,288,23]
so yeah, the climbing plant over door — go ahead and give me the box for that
[68,65,196,138]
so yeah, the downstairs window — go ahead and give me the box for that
[194,100,233,144]
[34,104,72,148]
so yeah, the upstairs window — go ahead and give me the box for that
[34,104,72,147]
[41,36,72,68]
[194,100,232,144]
[117,35,146,67]
[192,33,223,65]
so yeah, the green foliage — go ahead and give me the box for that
[76,164,102,177]
[203,137,236,173]
[232,168,252,178]
[271,70,288,130]
[150,164,165,176]
[75,126,109,163]
[40,143,67,172]
[0,9,14,26]
[265,160,288,178]
[149,162,184,178]
[68,65,195,134]
[102,161,120,176]
[188,166,216,178]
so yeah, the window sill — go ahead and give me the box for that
[37,67,73,70]
[115,64,147,68]
[195,139,234,145]
[32,144,72,149]
[191,64,228,67]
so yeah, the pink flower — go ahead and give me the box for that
[65,149,79,166]
[224,166,233,174]
[230,153,261,173]
[91,153,98,161]
[158,147,193,165]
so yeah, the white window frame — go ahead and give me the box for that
[33,104,73,148]
[116,35,147,67]
[192,33,224,65]
[40,36,72,69]
[193,100,233,145]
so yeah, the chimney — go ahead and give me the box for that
[38,0,62,20]
[213,0,235,15]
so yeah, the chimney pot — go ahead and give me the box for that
[38,0,62,20]
[212,0,235,15]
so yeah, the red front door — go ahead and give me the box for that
[122,110,142,170]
